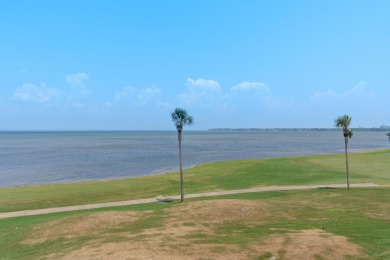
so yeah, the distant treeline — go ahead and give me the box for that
[208,128,390,132]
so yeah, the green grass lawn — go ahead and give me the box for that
[0,149,389,259]
[1,149,389,213]
[0,188,389,259]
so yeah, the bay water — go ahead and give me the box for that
[0,130,388,187]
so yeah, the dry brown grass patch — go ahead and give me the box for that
[164,199,272,224]
[49,229,364,260]
[365,202,390,220]
[48,241,254,260]
[23,211,150,245]
[32,200,365,259]
[255,229,363,260]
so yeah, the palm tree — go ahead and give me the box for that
[335,114,353,190]
[171,108,194,202]
[387,132,390,142]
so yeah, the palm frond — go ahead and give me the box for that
[171,108,194,129]
[335,114,352,128]
[347,129,353,138]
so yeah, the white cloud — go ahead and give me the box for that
[226,81,271,112]
[186,78,221,91]
[231,81,269,92]
[111,87,136,103]
[177,92,201,106]
[65,73,90,94]
[344,81,374,97]
[107,85,161,106]
[310,81,374,101]
[137,86,161,103]
[178,78,223,107]
[176,79,271,112]
[12,83,63,103]
[310,89,338,100]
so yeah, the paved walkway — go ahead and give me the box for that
[0,183,380,219]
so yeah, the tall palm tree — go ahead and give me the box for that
[387,132,390,142]
[335,114,353,190]
[171,108,193,202]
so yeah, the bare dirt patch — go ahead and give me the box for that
[165,199,272,224]
[23,211,150,245]
[39,200,364,259]
[138,199,274,241]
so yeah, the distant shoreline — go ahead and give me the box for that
[208,128,390,132]
[1,130,388,188]
[0,128,389,133]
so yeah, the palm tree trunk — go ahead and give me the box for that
[344,136,350,190]
[178,129,184,202]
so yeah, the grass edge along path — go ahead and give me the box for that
[0,183,380,219]
[1,149,388,213]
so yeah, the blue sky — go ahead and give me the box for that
[1,0,389,130]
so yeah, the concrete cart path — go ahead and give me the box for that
[0,183,381,219]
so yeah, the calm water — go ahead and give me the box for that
[0,131,388,187]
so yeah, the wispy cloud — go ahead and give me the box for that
[107,85,161,106]
[12,83,63,103]
[310,81,374,101]
[186,78,221,91]
[310,89,338,100]
[175,79,273,113]
[136,86,161,104]
[231,81,269,92]
[65,73,90,95]
[227,81,271,112]
[177,78,224,107]
[344,81,374,97]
